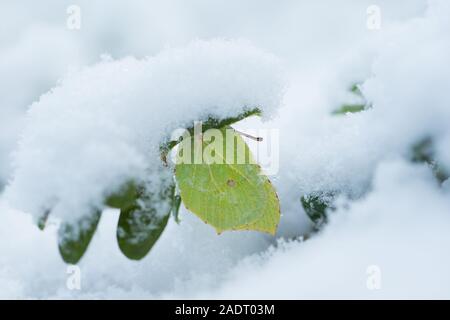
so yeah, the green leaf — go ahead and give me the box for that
[350,84,362,96]
[197,108,261,134]
[411,137,434,164]
[58,211,102,264]
[172,194,182,224]
[434,166,449,184]
[332,104,365,115]
[410,137,449,183]
[37,210,50,231]
[301,194,329,228]
[117,184,174,260]
[332,83,367,115]
[105,181,139,209]
[175,127,280,235]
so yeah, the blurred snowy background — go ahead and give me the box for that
[1,0,450,298]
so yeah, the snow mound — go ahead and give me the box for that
[206,160,450,299]
[277,0,450,203]
[5,39,285,223]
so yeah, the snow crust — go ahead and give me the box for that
[4,39,284,222]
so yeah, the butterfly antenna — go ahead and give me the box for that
[234,129,263,142]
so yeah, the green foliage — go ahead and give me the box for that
[105,181,139,209]
[42,108,280,263]
[332,83,367,115]
[301,194,330,229]
[175,127,280,234]
[411,137,449,184]
[195,108,261,134]
[350,83,362,95]
[58,211,102,264]
[117,184,174,260]
[171,194,182,224]
[37,210,50,231]
[332,104,365,115]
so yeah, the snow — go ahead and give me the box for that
[4,39,284,223]
[208,160,450,299]
[0,26,84,187]
[1,0,450,299]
